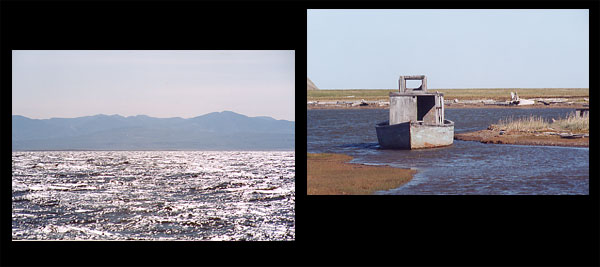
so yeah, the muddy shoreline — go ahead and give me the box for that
[307,103,587,110]
[454,129,589,147]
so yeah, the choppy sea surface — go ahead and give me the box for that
[12,151,295,240]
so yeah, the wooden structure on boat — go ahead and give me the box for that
[376,75,454,149]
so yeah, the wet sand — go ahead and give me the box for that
[454,129,588,147]
[307,153,416,195]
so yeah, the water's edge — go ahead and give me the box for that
[307,108,588,195]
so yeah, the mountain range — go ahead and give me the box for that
[12,111,294,150]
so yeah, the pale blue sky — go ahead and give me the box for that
[307,9,589,89]
[13,50,295,121]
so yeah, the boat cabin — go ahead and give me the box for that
[389,75,445,125]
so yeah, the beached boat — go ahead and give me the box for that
[376,75,454,149]
[376,120,454,149]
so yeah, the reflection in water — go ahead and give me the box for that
[308,108,588,195]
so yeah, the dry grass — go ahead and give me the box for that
[307,88,589,102]
[490,112,589,133]
[437,88,588,101]
[307,89,396,101]
[492,116,550,132]
[551,112,589,132]
[307,153,416,195]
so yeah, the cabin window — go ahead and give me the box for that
[406,80,423,90]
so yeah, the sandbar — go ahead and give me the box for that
[307,153,416,195]
[454,129,588,147]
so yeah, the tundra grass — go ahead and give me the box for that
[307,153,416,195]
[307,88,589,102]
[490,112,589,133]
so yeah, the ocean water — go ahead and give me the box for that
[307,108,589,195]
[12,151,295,240]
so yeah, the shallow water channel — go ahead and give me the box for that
[307,108,589,195]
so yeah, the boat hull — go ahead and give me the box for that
[376,120,454,149]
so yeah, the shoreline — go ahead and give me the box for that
[307,153,416,195]
[454,129,588,147]
[307,102,587,110]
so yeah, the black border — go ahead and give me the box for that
[302,1,599,266]
[2,1,302,266]
[2,0,598,266]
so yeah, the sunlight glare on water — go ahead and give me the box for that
[12,151,295,240]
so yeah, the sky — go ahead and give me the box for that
[12,50,295,121]
[307,9,589,89]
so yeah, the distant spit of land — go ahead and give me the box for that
[307,88,589,109]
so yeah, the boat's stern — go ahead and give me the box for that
[410,120,454,149]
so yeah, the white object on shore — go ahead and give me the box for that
[517,99,535,105]
[510,92,534,105]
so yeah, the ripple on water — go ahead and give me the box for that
[12,151,295,240]
[308,108,588,195]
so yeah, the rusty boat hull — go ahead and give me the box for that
[376,120,454,149]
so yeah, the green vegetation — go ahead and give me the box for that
[490,112,589,133]
[307,153,416,195]
[307,88,589,102]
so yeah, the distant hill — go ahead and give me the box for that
[307,77,319,91]
[12,111,294,150]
